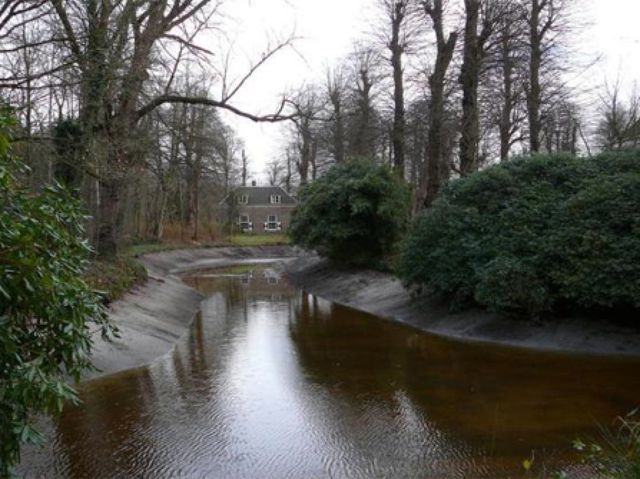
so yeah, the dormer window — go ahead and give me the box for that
[270,194,282,204]
[238,194,249,205]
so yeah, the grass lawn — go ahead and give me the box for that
[227,233,290,247]
[126,242,198,257]
[90,235,290,304]
[127,234,290,257]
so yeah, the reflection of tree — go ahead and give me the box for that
[23,268,640,479]
[289,295,640,456]
[184,266,293,308]
[50,368,156,478]
[290,292,412,398]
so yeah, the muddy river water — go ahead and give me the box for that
[19,263,640,478]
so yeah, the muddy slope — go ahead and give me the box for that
[286,255,640,356]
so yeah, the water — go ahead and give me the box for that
[19,264,640,478]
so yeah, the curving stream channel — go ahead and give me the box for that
[19,262,640,478]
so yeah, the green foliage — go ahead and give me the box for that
[228,233,290,247]
[84,256,147,304]
[289,159,411,266]
[397,152,640,317]
[572,412,640,479]
[0,111,115,477]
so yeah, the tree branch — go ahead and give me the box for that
[136,95,296,123]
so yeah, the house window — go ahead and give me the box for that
[265,214,280,231]
[270,194,282,204]
[238,194,249,205]
[238,215,252,232]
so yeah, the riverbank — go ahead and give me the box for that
[88,244,640,382]
[285,254,640,356]
[86,245,299,380]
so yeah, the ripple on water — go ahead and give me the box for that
[16,265,640,479]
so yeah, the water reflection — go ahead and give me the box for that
[18,265,640,478]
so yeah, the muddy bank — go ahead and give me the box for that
[286,255,640,356]
[87,246,299,380]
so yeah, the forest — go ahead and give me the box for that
[1,0,637,258]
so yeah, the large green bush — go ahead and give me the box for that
[0,112,115,476]
[289,159,411,265]
[397,152,640,317]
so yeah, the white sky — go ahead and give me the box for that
[207,0,640,182]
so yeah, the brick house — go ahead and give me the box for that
[217,183,297,233]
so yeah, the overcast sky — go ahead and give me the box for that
[211,0,640,182]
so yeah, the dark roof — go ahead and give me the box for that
[219,186,297,206]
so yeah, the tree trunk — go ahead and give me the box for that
[499,21,514,161]
[390,1,406,178]
[527,0,542,153]
[459,0,482,176]
[420,0,458,207]
[311,140,318,181]
[241,150,248,186]
[298,117,312,186]
[425,80,447,207]
[151,182,167,241]
[352,67,374,159]
[192,156,200,241]
[331,96,345,163]
[96,179,121,257]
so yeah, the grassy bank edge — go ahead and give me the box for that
[127,233,290,257]
[86,234,290,303]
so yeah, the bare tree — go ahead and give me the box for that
[346,46,383,160]
[325,66,347,164]
[419,0,458,206]
[241,149,248,186]
[489,1,528,161]
[266,158,286,186]
[0,1,47,41]
[381,0,413,177]
[523,0,573,153]
[595,81,640,151]
[289,85,324,186]
[27,0,297,255]
[458,0,501,175]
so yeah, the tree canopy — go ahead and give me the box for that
[397,151,640,317]
[289,159,411,266]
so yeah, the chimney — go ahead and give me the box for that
[251,180,257,187]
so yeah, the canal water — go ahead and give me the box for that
[19,263,640,478]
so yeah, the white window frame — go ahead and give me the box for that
[270,194,282,204]
[265,214,280,231]
[238,214,252,232]
[238,194,249,205]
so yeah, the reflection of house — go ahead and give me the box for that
[217,181,297,233]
